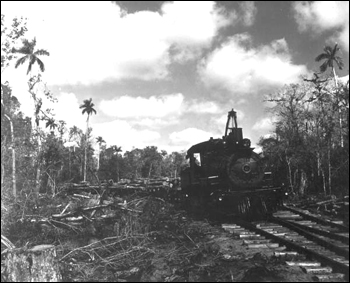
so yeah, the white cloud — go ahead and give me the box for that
[161,1,234,46]
[199,35,308,94]
[162,1,237,64]
[1,1,237,85]
[252,117,277,132]
[97,93,226,151]
[99,93,225,119]
[93,120,161,151]
[185,100,222,114]
[169,127,215,148]
[99,94,226,136]
[100,93,184,118]
[292,1,349,51]
[131,118,179,129]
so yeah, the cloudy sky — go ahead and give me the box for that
[1,1,349,153]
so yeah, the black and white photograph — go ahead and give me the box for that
[1,1,349,282]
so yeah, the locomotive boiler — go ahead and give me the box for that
[180,109,284,217]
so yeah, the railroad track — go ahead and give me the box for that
[221,207,349,282]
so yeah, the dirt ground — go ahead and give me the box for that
[1,192,339,282]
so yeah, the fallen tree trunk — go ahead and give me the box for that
[4,244,62,282]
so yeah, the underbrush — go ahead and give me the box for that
[1,183,213,282]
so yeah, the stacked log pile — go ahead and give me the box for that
[62,177,181,201]
[31,178,178,232]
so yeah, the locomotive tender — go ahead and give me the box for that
[180,109,284,217]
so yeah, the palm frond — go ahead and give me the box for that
[15,38,35,54]
[319,61,329,73]
[26,55,36,74]
[331,44,339,57]
[26,63,33,75]
[21,38,31,46]
[36,57,45,72]
[26,65,31,75]
[315,53,329,62]
[323,45,333,54]
[334,56,344,70]
[14,56,28,68]
[13,46,31,55]
[34,49,50,56]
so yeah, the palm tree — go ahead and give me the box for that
[112,145,122,155]
[96,136,105,170]
[315,43,344,88]
[13,37,50,75]
[79,98,97,181]
[45,118,57,131]
[13,37,50,193]
[315,43,345,193]
[315,43,345,148]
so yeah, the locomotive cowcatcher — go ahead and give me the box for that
[180,109,284,218]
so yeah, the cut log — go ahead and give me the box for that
[4,244,62,282]
[313,273,345,282]
[1,235,15,249]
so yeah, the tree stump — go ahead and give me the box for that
[4,244,62,282]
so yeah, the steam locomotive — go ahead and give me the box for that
[180,109,284,218]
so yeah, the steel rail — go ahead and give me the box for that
[278,217,349,245]
[271,216,349,259]
[233,219,349,276]
[283,205,348,231]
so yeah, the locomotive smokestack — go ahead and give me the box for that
[224,108,243,144]
[225,108,238,137]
